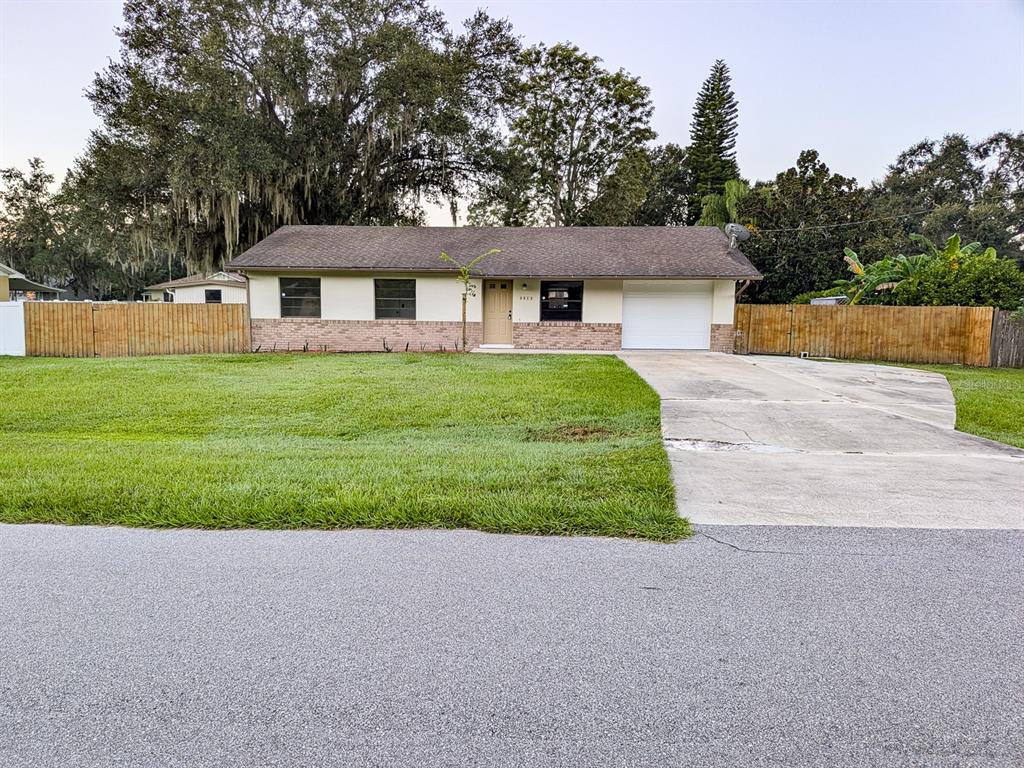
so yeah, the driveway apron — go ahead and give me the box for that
[619,352,1024,528]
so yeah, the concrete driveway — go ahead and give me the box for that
[619,352,1024,529]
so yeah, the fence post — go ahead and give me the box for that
[0,301,26,356]
[989,307,1000,368]
[786,305,796,356]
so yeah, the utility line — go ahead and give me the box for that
[753,189,1022,234]
[756,209,932,234]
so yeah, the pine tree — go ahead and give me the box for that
[688,60,739,222]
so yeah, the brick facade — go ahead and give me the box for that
[710,323,735,354]
[251,317,624,352]
[252,318,481,352]
[512,322,622,350]
[252,318,732,352]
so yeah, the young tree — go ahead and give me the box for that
[687,59,739,221]
[440,248,499,351]
[476,42,655,226]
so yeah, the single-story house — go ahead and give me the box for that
[0,263,65,302]
[143,271,247,304]
[226,226,761,352]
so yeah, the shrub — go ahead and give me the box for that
[890,247,1024,310]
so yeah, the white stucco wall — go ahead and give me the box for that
[146,284,247,303]
[581,280,623,323]
[513,279,539,322]
[248,274,280,318]
[247,273,482,321]
[417,276,482,321]
[512,279,622,323]
[322,276,374,320]
[247,272,737,324]
[711,280,736,324]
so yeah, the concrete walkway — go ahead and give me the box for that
[619,352,1024,529]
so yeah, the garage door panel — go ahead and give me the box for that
[622,281,712,349]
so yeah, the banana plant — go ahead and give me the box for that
[835,248,932,304]
[835,233,986,304]
[909,233,984,267]
[874,253,933,290]
[834,248,889,304]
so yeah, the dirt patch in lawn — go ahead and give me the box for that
[528,424,614,442]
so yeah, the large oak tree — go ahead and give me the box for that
[76,0,519,274]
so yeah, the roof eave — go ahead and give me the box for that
[9,276,64,293]
[145,280,247,290]
[228,264,761,280]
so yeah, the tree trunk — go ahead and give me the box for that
[461,293,468,352]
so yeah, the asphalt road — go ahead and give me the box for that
[2,523,1022,767]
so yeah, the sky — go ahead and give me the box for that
[1,0,1022,222]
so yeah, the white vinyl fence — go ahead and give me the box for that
[0,302,26,356]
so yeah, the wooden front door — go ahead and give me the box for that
[483,280,513,344]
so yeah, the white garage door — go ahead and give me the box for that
[621,280,712,349]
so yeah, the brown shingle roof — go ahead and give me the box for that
[145,272,246,291]
[226,226,761,279]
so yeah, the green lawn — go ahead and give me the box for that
[0,353,686,541]
[907,364,1024,449]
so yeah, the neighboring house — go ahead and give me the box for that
[226,226,761,352]
[0,263,65,302]
[143,272,247,304]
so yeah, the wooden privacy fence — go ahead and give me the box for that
[24,302,250,357]
[990,310,1024,368]
[734,304,999,367]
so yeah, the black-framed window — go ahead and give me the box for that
[205,289,222,304]
[163,291,174,303]
[280,277,321,318]
[540,281,583,322]
[375,279,416,319]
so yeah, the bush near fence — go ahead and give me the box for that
[735,304,1022,368]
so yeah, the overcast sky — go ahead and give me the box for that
[1,0,1022,212]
